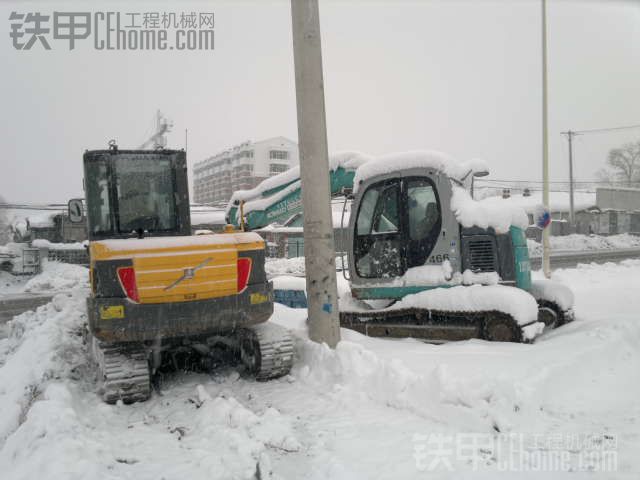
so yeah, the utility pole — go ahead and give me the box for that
[561,130,576,227]
[291,0,341,348]
[541,0,551,279]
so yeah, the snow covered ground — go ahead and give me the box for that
[527,233,640,257]
[1,260,639,479]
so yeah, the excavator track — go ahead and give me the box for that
[239,323,294,381]
[92,339,151,404]
[340,308,530,343]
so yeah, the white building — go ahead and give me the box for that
[193,137,299,205]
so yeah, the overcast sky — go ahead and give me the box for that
[1,0,638,203]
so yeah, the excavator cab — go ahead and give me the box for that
[348,167,463,299]
[83,146,190,240]
[352,175,444,279]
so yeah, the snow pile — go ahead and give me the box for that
[0,271,27,295]
[181,385,300,479]
[0,291,87,445]
[527,233,640,256]
[31,239,87,250]
[294,337,527,434]
[529,279,574,310]
[349,261,500,293]
[22,212,58,229]
[390,284,539,328]
[265,257,306,278]
[453,186,529,232]
[271,275,307,291]
[189,206,227,226]
[23,262,88,293]
[402,262,454,285]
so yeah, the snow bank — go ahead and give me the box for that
[190,208,226,226]
[528,233,640,257]
[271,275,307,291]
[0,301,300,480]
[402,262,454,285]
[265,257,306,278]
[529,279,574,310]
[389,284,539,328]
[294,337,526,434]
[178,385,300,478]
[23,212,58,229]
[23,262,88,293]
[31,239,87,250]
[0,291,87,445]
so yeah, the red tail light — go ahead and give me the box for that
[237,258,252,293]
[117,267,140,303]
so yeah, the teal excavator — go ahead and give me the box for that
[226,151,574,343]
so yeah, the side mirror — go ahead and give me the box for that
[68,198,84,223]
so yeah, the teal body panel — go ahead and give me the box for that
[229,166,357,230]
[350,227,532,301]
[510,226,532,291]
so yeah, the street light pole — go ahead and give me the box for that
[541,0,551,279]
[561,130,576,227]
[291,0,341,348]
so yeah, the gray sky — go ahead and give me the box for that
[1,0,639,203]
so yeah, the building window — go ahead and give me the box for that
[269,163,289,175]
[269,150,289,160]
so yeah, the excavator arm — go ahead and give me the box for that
[225,152,371,230]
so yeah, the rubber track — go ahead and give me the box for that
[95,342,151,404]
[340,307,527,343]
[251,323,294,381]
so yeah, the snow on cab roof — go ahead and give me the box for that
[353,150,484,192]
[353,150,526,232]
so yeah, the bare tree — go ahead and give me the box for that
[599,141,640,186]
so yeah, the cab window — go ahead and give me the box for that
[354,180,403,278]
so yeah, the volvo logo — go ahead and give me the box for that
[164,258,212,291]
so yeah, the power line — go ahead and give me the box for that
[565,124,640,135]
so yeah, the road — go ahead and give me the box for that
[0,292,54,325]
[530,246,640,269]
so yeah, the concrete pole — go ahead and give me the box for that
[567,130,575,227]
[541,0,551,279]
[291,0,341,347]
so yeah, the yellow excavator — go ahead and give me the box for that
[74,143,293,403]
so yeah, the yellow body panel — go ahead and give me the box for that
[90,232,264,304]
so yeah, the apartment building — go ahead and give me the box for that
[193,137,299,205]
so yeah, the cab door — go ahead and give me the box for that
[404,177,442,268]
[352,175,444,283]
[353,179,404,279]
